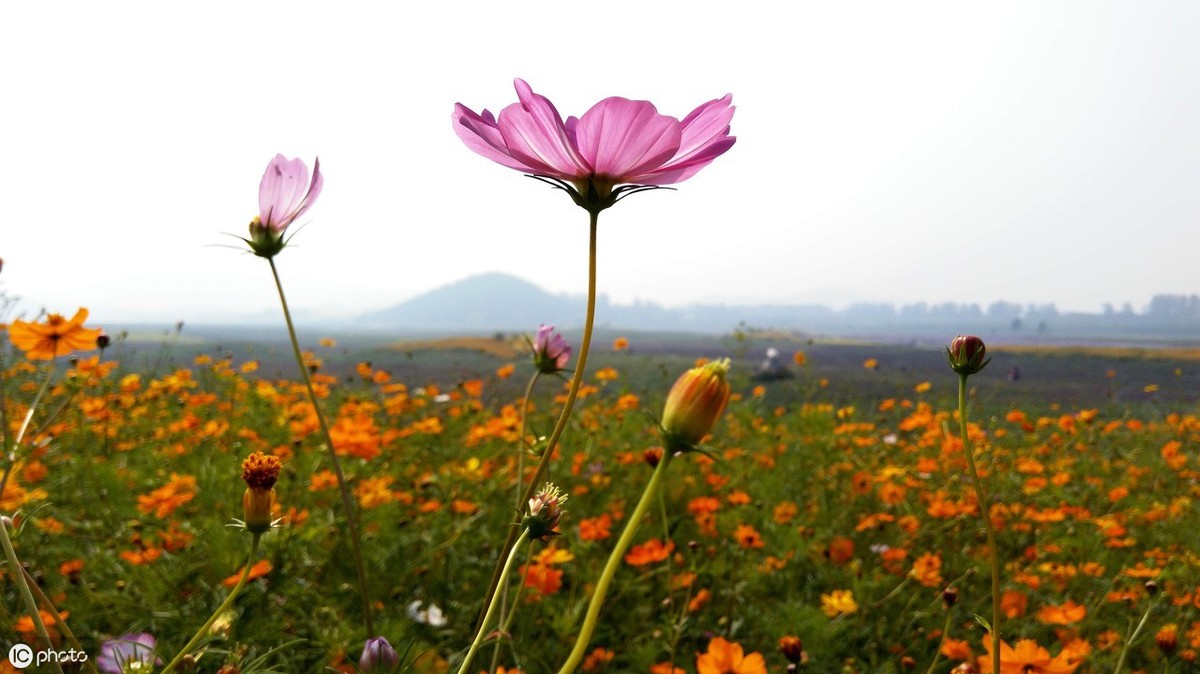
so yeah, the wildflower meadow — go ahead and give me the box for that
[1,79,1198,674]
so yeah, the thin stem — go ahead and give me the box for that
[160,535,261,674]
[557,451,675,674]
[0,359,57,498]
[21,567,100,674]
[513,370,542,513]
[0,516,64,673]
[268,257,375,636]
[456,529,530,674]
[1114,596,1159,674]
[923,606,954,674]
[477,210,600,627]
[958,373,1001,674]
[490,371,542,673]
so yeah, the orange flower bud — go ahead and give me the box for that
[661,358,731,450]
[241,452,282,534]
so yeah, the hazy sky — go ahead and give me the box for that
[2,2,1196,324]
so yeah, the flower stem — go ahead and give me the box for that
[268,257,375,636]
[160,534,261,674]
[20,566,100,674]
[0,358,57,498]
[477,211,600,627]
[456,529,530,674]
[490,370,542,672]
[1114,595,1159,674]
[557,450,675,674]
[0,516,64,674]
[958,373,1000,674]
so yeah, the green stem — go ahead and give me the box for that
[557,451,675,674]
[160,535,261,674]
[20,566,100,674]
[268,257,375,636]
[923,606,954,674]
[0,516,63,673]
[456,529,530,674]
[490,371,542,673]
[1114,596,1159,674]
[958,373,1000,674]
[0,359,57,498]
[477,211,600,627]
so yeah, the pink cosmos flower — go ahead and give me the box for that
[247,154,323,258]
[453,79,734,213]
[532,324,572,374]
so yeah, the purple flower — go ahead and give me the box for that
[533,324,571,374]
[247,154,323,258]
[97,633,160,674]
[453,79,734,213]
[359,636,400,673]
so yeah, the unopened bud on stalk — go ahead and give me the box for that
[241,452,282,534]
[661,358,731,450]
[779,635,804,664]
[359,636,400,673]
[522,483,568,541]
[946,335,990,376]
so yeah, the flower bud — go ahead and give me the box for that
[779,635,804,663]
[661,358,731,450]
[241,452,282,534]
[946,335,989,376]
[359,636,400,673]
[532,324,572,374]
[522,483,568,541]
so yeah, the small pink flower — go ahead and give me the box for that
[453,79,734,213]
[533,324,572,374]
[247,154,323,258]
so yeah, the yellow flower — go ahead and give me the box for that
[820,589,858,617]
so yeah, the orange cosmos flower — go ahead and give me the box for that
[733,524,765,549]
[696,636,767,674]
[7,308,101,360]
[1036,599,1086,625]
[624,538,674,566]
[223,559,272,587]
[978,635,1082,673]
[136,473,197,518]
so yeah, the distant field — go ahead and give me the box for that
[111,326,1199,412]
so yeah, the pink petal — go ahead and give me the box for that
[497,79,590,179]
[638,95,736,185]
[259,154,311,231]
[575,97,681,182]
[673,94,736,166]
[452,104,535,171]
[258,155,322,231]
[636,137,736,185]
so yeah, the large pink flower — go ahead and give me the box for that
[453,79,734,213]
[247,154,323,258]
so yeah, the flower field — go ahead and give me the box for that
[1,79,1197,674]
[1,324,1198,673]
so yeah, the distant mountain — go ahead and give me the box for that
[358,273,1200,343]
[359,272,587,331]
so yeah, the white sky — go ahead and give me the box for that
[1,1,1196,324]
